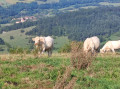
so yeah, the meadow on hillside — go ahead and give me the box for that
[0,51,120,89]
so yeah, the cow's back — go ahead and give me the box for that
[83,38,93,51]
[111,41,120,49]
[91,36,100,50]
[44,36,54,49]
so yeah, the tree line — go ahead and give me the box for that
[1,6,120,42]
[0,0,120,24]
[26,7,120,41]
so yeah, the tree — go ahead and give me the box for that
[10,36,14,40]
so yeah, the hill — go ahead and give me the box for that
[1,1,120,52]
[1,0,120,24]
[0,53,120,88]
[0,25,69,52]
[1,6,120,51]
[25,6,120,41]
[0,0,59,6]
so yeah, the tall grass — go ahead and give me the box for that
[71,41,96,70]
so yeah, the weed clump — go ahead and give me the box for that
[71,41,96,70]
[53,66,76,89]
[9,47,30,54]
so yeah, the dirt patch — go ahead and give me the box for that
[53,66,72,89]
[64,77,77,89]
[5,81,18,86]
[33,80,53,89]
[21,77,32,84]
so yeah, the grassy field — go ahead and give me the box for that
[0,53,120,89]
[0,0,59,5]
[0,26,35,49]
[109,31,120,40]
[5,0,35,4]
[99,2,120,7]
[0,26,70,53]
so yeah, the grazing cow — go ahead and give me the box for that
[100,40,120,53]
[83,36,100,53]
[32,36,54,57]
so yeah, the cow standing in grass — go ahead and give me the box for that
[100,40,120,53]
[83,36,100,54]
[32,36,54,57]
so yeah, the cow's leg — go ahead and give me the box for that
[91,48,95,54]
[111,48,115,53]
[49,49,52,57]
[42,46,45,54]
[47,49,52,57]
[38,49,41,58]
[47,50,50,57]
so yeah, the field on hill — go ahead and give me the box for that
[0,53,120,89]
[0,26,70,53]
[0,26,35,49]
[3,0,59,5]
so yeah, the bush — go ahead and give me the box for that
[71,41,96,70]
[10,36,14,40]
[58,43,71,53]
[0,38,5,45]
[0,47,4,51]
[9,48,31,54]
[20,30,25,33]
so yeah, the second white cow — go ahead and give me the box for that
[32,36,54,57]
[100,40,120,53]
[83,36,100,53]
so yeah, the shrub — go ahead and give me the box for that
[58,43,71,53]
[53,66,73,89]
[20,29,25,33]
[9,48,31,54]
[10,36,14,40]
[0,47,4,51]
[0,38,5,45]
[71,41,96,70]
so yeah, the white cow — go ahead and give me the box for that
[32,36,54,57]
[83,36,100,53]
[100,40,120,53]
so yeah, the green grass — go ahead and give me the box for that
[0,0,59,6]
[54,36,70,51]
[73,55,120,89]
[0,26,70,53]
[100,31,120,47]
[99,2,120,7]
[0,54,70,89]
[109,31,120,40]
[0,26,35,49]
[0,53,120,89]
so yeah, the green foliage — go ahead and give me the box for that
[9,47,31,54]
[20,30,25,33]
[26,7,120,41]
[10,36,14,40]
[58,43,71,53]
[0,54,120,88]
[0,38,5,45]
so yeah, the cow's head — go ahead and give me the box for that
[100,49,105,53]
[32,36,45,46]
[32,36,40,46]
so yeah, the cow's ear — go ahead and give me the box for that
[40,37,44,42]
[32,38,35,41]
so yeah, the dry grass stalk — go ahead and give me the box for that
[71,41,96,70]
[53,66,72,89]
[64,77,77,89]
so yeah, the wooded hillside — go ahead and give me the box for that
[26,7,120,41]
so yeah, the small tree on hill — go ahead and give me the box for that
[10,36,14,40]
[0,38,5,45]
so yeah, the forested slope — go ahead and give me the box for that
[1,0,120,24]
[25,7,120,41]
